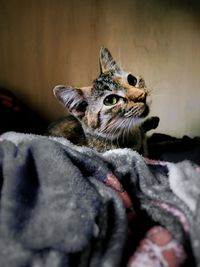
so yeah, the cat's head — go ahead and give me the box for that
[54,47,151,139]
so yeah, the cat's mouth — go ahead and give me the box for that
[125,103,149,119]
[141,105,149,117]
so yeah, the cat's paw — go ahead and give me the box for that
[142,116,160,132]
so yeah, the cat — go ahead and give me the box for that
[48,47,159,155]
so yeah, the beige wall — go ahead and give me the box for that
[0,0,200,137]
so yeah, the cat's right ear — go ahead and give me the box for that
[99,47,121,73]
[53,85,88,118]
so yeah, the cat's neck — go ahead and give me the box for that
[84,127,146,153]
[85,133,116,152]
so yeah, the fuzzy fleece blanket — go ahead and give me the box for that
[0,132,200,267]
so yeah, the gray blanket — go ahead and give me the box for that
[0,132,199,267]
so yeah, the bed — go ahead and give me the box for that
[0,88,200,267]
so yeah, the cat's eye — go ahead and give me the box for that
[127,74,137,86]
[103,94,120,106]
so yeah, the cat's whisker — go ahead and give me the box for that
[98,119,117,149]
[121,119,130,144]
[103,133,108,151]
[125,118,131,141]
[100,121,113,134]
[99,125,112,138]
[116,118,132,147]
[100,117,119,137]
[130,116,137,136]
[126,119,133,139]
[121,121,126,144]
[125,106,143,119]
[105,120,119,149]
[108,119,121,143]
[99,116,114,133]
[125,107,138,118]
[103,117,124,148]
[115,119,126,147]
[126,119,136,148]
[104,123,117,150]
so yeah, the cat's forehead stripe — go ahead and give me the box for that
[92,72,120,92]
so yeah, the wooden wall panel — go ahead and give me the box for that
[0,0,200,137]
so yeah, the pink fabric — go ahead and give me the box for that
[127,226,186,267]
[104,172,187,267]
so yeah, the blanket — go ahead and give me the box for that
[0,132,199,267]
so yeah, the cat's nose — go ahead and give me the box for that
[134,91,147,103]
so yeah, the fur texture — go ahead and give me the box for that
[50,47,159,154]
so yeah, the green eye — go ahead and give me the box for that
[104,95,120,106]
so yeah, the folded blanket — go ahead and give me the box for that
[0,132,199,267]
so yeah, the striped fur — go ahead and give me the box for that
[51,48,159,154]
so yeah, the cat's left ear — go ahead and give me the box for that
[53,85,89,118]
[99,47,121,73]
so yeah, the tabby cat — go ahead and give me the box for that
[48,47,159,155]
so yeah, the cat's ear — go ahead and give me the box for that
[99,47,121,73]
[53,85,89,118]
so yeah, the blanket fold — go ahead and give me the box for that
[0,132,199,266]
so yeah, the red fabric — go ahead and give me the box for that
[104,172,187,267]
